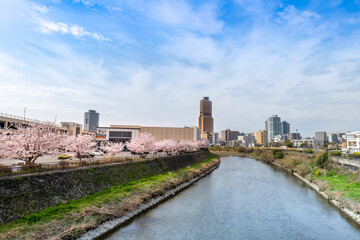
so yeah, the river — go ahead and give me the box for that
[102,156,360,240]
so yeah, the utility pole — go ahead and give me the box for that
[24,107,26,120]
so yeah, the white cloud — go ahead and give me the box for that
[31,3,49,14]
[133,0,223,34]
[277,5,321,32]
[162,33,224,65]
[33,18,111,41]
[71,0,94,7]
[106,6,123,12]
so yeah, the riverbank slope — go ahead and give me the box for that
[0,153,220,240]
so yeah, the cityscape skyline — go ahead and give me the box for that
[1,1,360,137]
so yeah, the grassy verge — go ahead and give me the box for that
[211,147,360,214]
[0,153,219,240]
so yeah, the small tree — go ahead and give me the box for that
[66,135,96,161]
[300,143,308,148]
[0,122,65,164]
[285,140,293,148]
[316,151,329,169]
[272,149,284,159]
[100,141,125,156]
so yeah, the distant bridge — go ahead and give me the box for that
[0,112,59,132]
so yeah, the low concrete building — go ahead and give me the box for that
[346,131,360,154]
[96,125,200,142]
[60,122,94,136]
[292,138,314,148]
[283,133,301,141]
[220,129,240,142]
[238,134,256,147]
[273,134,283,143]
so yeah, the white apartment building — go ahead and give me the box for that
[292,138,314,148]
[346,131,360,154]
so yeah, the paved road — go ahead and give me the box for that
[0,152,133,166]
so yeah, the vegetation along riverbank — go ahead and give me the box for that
[211,146,360,225]
[0,153,220,240]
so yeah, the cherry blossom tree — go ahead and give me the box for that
[155,139,178,154]
[100,141,125,156]
[196,139,210,149]
[177,140,198,152]
[127,132,155,154]
[0,122,66,164]
[65,135,96,161]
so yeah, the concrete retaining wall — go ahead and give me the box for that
[0,150,210,224]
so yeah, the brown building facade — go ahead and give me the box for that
[255,130,268,146]
[96,125,200,142]
[198,97,214,137]
[220,129,240,142]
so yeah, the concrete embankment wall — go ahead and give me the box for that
[0,150,210,224]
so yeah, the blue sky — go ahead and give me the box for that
[1,0,360,137]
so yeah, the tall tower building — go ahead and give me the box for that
[282,121,290,135]
[84,110,99,133]
[266,115,282,142]
[198,97,214,139]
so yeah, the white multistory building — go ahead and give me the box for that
[346,131,360,154]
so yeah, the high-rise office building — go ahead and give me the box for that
[84,110,99,133]
[314,131,327,148]
[266,115,282,142]
[282,121,290,135]
[198,97,214,139]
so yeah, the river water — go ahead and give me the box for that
[102,156,360,240]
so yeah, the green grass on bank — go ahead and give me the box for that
[318,174,360,203]
[0,153,218,238]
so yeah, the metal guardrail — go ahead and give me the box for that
[0,112,60,127]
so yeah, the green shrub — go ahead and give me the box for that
[237,147,246,153]
[57,155,72,160]
[327,170,336,177]
[272,149,284,159]
[275,152,284,159]
[349,153,360,159]
[316,151,329,169]
[304,149,313,154]
[285,140,293,148]
[330,151,341,157]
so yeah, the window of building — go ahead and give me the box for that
[109,131,132,138]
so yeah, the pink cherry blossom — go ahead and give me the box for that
[0,122,66,164]
[65,135,96,161]
[127,132,155,154]
[100,141,125,156]
[196,139,210,149]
